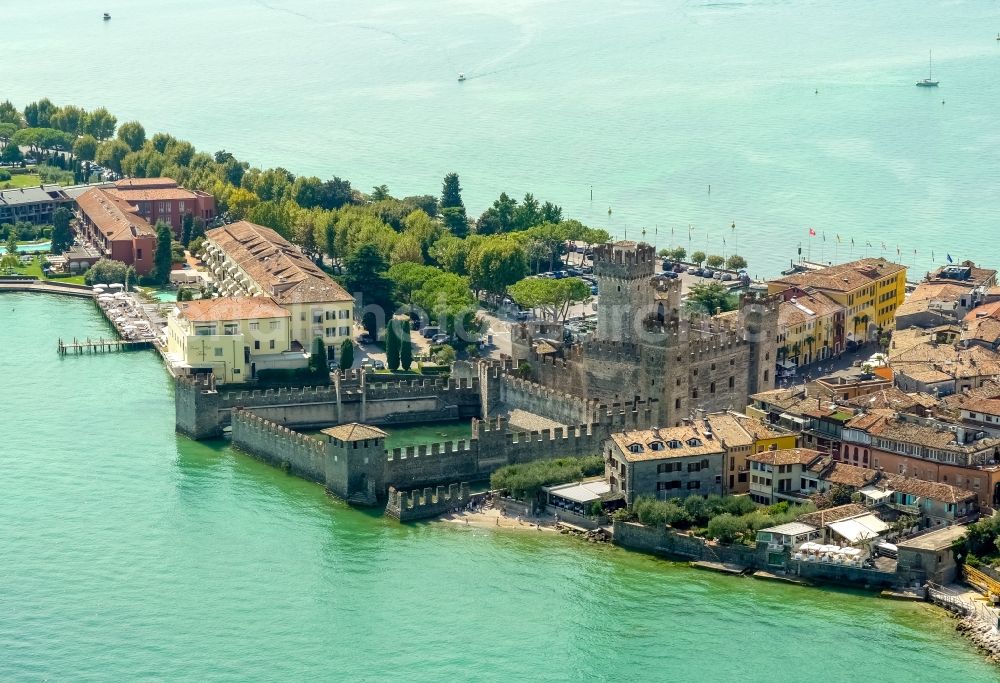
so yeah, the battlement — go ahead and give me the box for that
[366,376,479,400]
[222,384,339,403]
[594,241,656,280]
[177,372,217,392]
[740,291,782,314]
[387,439,474,461]
[231,409,327,457]
[386,482,473,521]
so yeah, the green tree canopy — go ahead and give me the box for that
[508,277,591,321]
[386,317,402,371]
[726,254,747,271]
[83,107,117,140]
[691,250,706,265]
[117,121,147,151]
[95,139,131,174]
[344,243,393,311]
[0,100,23,127]
[23,98,57,128]
[467,236,528,298]
[387,262,440,305]
[84,258,130,285]
[413,271,476,334]
[399,320,413,371]
[686,282,737,315]
[153,223,174,285]
[338,338,355,371]
[72,134,98,161]
[49,105,86,135]
[705,254,725,269]
[308,336,328,375]
[51,207,73,255]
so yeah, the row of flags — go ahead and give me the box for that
[806,227,952,263]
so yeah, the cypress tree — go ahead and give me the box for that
[386,319,401,371]
[153,223,173,285]
[338,338,354,371]
[399,320,412,371]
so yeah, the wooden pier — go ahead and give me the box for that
[57,337,154,355]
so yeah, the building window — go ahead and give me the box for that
[136,248,142,259]
[269,340,276,350]
[339,326,351,336]
[249,322,259,331]
[223,324,238,335]
[728,376,734,389]
[339,309,350,319]
[675,398,681,410]
[710,382,716,394]
[254,340,260,350]
[687,481,701,490]
[270,320,279,330]
[214,348,223,357]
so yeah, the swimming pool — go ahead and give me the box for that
[17,241,51,253]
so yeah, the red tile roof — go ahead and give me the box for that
[174,297,290,322]
[206,221,353,305]
[76,188,155,241]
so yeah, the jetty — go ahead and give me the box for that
[58,337,154,354]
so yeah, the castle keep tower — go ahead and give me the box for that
[593,241,657,342]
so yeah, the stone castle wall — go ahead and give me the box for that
[176,373,481,440]
[385,482,488,522]
[231,409,329,484]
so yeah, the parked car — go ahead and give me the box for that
[687,266,699,274]
[673,263,686,273]
[421,326,440,339]
[702,268,714,278]
[373,359,386,370]
[514,310,531,321]
[720,272,734,281]
[580,265,593,274]
[712,270,723,280]
[360,359,374,369]
[589,285,599,295]
[358,332,372,344]
[431,333,450,344]
[662,270,678,279]
[661,259,672,271]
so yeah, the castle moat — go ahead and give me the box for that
[2,292,996,681]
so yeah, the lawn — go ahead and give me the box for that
[0,173,42,189]
[9,256,87,284]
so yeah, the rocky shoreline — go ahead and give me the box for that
[955,616,1000,664]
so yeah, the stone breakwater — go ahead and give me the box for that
[956,617,1000,665]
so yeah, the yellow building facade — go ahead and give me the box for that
[203,221,355,360]
[166,297,306,384]
[768,258,907,342]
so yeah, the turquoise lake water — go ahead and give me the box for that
[6,1,1000,278]
[1,293,997,680]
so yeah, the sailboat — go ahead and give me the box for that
[916,50,939,87]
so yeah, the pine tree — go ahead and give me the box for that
[399,320,412,371]
[386,319,401,371]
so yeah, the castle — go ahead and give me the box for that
[174,240,778,514]
[510,241,779,426]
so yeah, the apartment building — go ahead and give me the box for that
[203,221,354,359]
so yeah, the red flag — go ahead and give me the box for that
[808,228,816,236]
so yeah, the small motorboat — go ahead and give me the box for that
[103,12,111,20]
[457,72,466,82]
